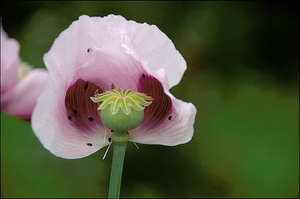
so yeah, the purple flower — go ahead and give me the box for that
[32,15,197,159]
[1,25,48,119]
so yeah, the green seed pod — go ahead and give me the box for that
[100,106,144,131]
[91,88,153,132]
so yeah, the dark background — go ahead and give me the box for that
[1,1,299,198]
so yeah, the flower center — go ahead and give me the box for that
[91,88,153,131]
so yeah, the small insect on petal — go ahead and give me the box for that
[84,83,89,90]
[88,117,94,121]
[111,83,115,89]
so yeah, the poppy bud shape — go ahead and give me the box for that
[91,88,153,132]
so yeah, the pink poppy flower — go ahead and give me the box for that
[31,15,197,159]
[1,25,48,119]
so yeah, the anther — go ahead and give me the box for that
[142,74,146,78]
[87,48,91,53]
[168,116,172,120]
[87,143,92,146]
[108,138,112,142]
[111,130,114,132]
[67,115,72,120]
[72,108,78,114]
[94,89,99,96]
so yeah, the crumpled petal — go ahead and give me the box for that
[1,68,48,118]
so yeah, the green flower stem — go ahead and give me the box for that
[108,132,129,198]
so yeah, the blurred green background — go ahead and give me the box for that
[1,1,299,198]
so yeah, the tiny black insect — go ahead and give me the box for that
[111,83,115,89]
[84,83,88,90]
[88,117,94,121]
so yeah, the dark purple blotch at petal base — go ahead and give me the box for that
[65,79,103,131]
[138,74,173,129]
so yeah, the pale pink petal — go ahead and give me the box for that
[43,14,128,86]
[130,97,197,145]
[124,20,187,88]
[34,15,139,158]
[44,14,185,89]
[1,68,48,118]
[78,45,147,91]
[33,43,148,158]
[32,76,111,159]
[129,73,197,145]
[32,15,196,159]
[1,26,19,93]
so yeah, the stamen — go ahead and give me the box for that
[103,127,107,143]
[142,74,145,78]
[87,143,92,146]
[103,141,112,160]
[168,116,172,120]
[88,117,94,121]
[94,89,99,96]
[133,141,140,149]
